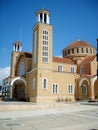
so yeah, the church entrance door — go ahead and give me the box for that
[13,79,25,101]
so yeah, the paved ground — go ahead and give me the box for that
[0,102,98,130]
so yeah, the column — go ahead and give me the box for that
[90,79,95,100]
[38,14,40,22]
[42,13,44,23]
[46,14,49,24]
[20,46,22,52]
[10,85,13,99]
[13,45,15,51]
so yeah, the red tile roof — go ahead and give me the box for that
[53,56,75,64]
[67,41,91,48]
[3,75,16,81]
[24,52,32,58]
[80,55,96,64]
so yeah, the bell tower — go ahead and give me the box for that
[37,9,50,24]
[10,41,22,76]
[32,9,52,68]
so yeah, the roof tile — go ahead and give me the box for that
[67,41,90,48]
[80,55,96,64]
[53,56,75,64]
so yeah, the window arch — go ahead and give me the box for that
[79,78,90,86]
[42,78,48,89]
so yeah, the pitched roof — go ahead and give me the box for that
[53,56,75,65]
[80,55,96,64]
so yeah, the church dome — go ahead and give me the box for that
[62,40,96,64]
[66,40,91,48]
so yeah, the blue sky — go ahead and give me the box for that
[0,0,98,83]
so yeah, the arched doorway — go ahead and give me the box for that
[79,78,90,100]
[11,78,26,101]
[94,79,98,99]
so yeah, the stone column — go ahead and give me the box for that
[90,78,95,100]
[10,85,13,99]
[46,14,49,24]
[42,13,44,23]
[38,14,40,22]
[13,45,15,51]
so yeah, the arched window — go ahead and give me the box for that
[18,62,25,76]
[72,48,74,54]
[81,48,84,53]
[77,48,79,53]
[86,48,88,53]
[90,49,92,54]
[68,49,70,55]
[42,78,48,89]
[65,51,66,56]
[82,85,87,94]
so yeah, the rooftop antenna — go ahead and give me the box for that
[77,36,80,41]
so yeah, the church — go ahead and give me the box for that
[3,9,98,102]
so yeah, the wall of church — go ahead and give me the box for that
[77,63,91,75]
[9,9,97,103]
[29,63,77,103]
[90,58,97,75]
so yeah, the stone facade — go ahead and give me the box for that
[9,9,98,103]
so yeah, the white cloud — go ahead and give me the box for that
[0,66,10,85]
